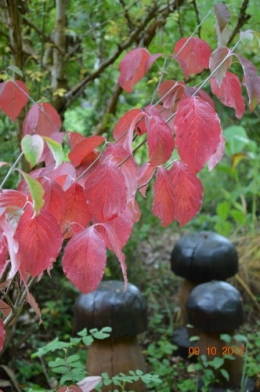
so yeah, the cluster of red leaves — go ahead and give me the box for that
[0,4,260,358]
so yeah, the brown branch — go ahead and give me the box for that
[22,16,64,54]
[192,0,201,38]
[228,0,250,45]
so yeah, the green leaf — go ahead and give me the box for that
[82,335,94,346]
[233,333,248,343]
[211,357,224,369]
[220,334,232,343]
[77,328,88,337]
[220,368,230,381]
[31,338,70,358]
[189,335,200,342]
[21,135,44,168]
[19,172,44,215]
[90,328,111,340]
[43,136,65,168]
[7,65,24,77]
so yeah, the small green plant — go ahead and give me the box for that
[31,327,112,389]
[95,370,162,392]
[31,327,162,391]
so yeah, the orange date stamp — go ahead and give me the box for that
[188,346,245,357]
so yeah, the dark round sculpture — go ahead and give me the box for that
[170,231,238,283]
[74,280,147,339]
[186,281,244,333]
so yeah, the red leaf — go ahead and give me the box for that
[147,115,175,166]
[27,292,42,322]
[67,131,85,148]
[23,102,61,136]
[174,96,222,173]
[152,167,175,227]
[40,178,67,225]
[84,162,127,222]
[174,37,211,76]
[0,217,20,280]
[101,144,138,203]
[0,80,29,121]
[210,72,245,118]
[0,190,27,209]
[138,162,156,197]
[169,161,203,225]
[118,48,154,93]
[236,54,260,111]
[208,134,226,171]
[209,47,232,86]
[113,109,146,153]
[0,300,11,319]
[96,222,128,287]
[213,3,231,46]
[0,231,8,280]
[158,80,185,112]
[62,182,91,239]
[95,205,133,249]
[62,226,106,294]
[16,205,62,277]
[69,135,105,167]
[0,319,5,351]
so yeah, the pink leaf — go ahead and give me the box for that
[147,115,175,166]
[77,376,102,392]
[152,167,175,227]
[62,182,91,239]
[101,144,138,203]
[0,217,20,280]
[23,102,61,136]
[0,319,5,351]
[208,134,226,171]
[0,190,27,209]
[118,48,151,93]
[84,162,127,222]
[169,161,203,225]
[0,80,29,121]
[40,178,67,226]
[96,222,127,288]
[210,72,245,118]
[209,47,232,86]
[67,131,85,148]
[174,96,222,173]
[0,300,11,319]
[138,162,156,197]
[0,231,8,280]
[174,37,211,76]
[113,109,143,143]
[236,54,260,111]
[113,109,146,153]
[27,292,42,322]
[213,3,231,46]
[69,135,105,167]
[62,226,106,293]
[158,80,185,112]
[16,205,62,277]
